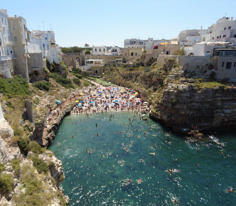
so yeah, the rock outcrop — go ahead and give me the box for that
[150,78,236,133]
[0,119,14,139]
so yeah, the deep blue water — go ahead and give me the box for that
[49,112,236,205]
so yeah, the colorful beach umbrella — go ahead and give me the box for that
[56,100,61,103]
[78,103,82,106]
[75,100,79,103]
[114,100,119,103]
[91,101,94,104]
[80,101,84,103]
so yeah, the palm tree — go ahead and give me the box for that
[84,43,89,48]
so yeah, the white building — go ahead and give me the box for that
[83,59,104,71]
[124,38,165,49]
[92,46,107,55]
[27,30,62,64]
[0,9,14,59]
[92,46,120,56]
[201,17,236,45]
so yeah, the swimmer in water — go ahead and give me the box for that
[97,133,99,136]
[92,148,94,151]
[68,148,71,150]
[86,148,88,151]
[101,155,103,158]
[58,142,61,145]
[139,159,144,163]
[137,179,142,184]
[196,163,198,167]
[88,151,91,154]
[72,136,74,138]
[228,188,234,193]
[96,123,97,127]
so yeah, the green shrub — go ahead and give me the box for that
[49,73,74,88]
[0,163,5,173]
[34,81,50,91]
[73,68,82,74]
[0,75,30,97]
[18,137,30,155]
[174,48,185,56]
[83,81,90,87]
[29,142,45,154]
[73,78,81,86]
[14,128,23,136]
[85,50,91,54]
[172,99,179,106]
[58,174,65,181]
[74,74,83,79]
[31,156,49,174]
[11,159,20,175]
[46,58,51,70]
[0,173,13,194]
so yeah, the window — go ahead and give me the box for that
[203,37,205,41]
[13,26,16,30]
[99,49,101,52]
[217,36,219,39]
[5,19,7,25]
[45,37,47,40]
[14,36,17,41]
[135,53,137,56]
[212,37,214,40]
[228,26,231,30]
[234,34,236,38]
[43,44,45,48]
[226,62,232,69]
[103,49,105,52]
[95,49,97,52]
[222,62,225,67]
[223,35,226,38]
[234,62,236,67]
[224,27,226,30]
[220,35,221,38]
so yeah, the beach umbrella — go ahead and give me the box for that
[105,103,109,106]
[133,91,136,93]
[91,101,94,104]
[113,88,116,90]
[56,100,61,103]
[114,100,119,103]
[135,92,139,94]
[93,92,96,94]
[75,100,79,103]
[130,90,133,92]
[78,103,82,106]
[79,93,83,96]
[111,103,115,106]
[98,91,101,93]
[80,101,84,103]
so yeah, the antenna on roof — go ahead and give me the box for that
[43,21,45,31]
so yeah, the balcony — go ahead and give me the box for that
[5,41,15,47]
[0,56,12,61]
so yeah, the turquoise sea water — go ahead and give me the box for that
[49,112,236,205]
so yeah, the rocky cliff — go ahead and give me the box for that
[102,62,236,134]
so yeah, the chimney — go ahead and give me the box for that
[14,15,16,18]
[231,17,233,21]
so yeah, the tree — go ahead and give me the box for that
[174,48,185,56]
[84,43,89,48]
[85,50,91,54]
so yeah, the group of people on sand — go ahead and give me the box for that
[70,84,146,114]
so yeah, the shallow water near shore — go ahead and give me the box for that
[49,112,236,205]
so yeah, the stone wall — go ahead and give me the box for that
[28,53,43,70]
[0,59,13,78]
